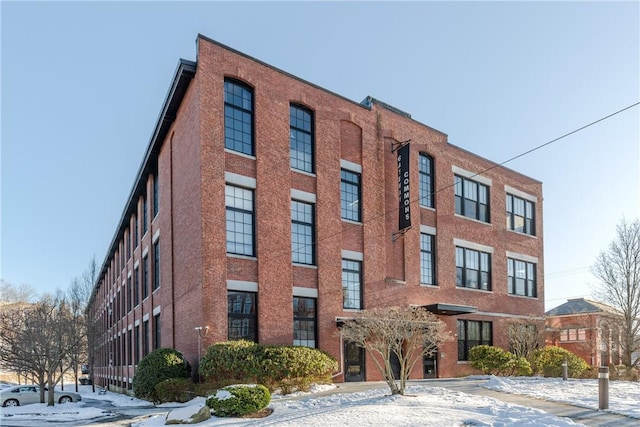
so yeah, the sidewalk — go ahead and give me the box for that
[300,378,638,427]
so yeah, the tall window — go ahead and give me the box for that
[420,233,436,285]
[134,325,140,364]
[456,247,491,290]
[153,314,161,350]
[506,194,535,235]
[134,267,140,306]
[342,259,362,309]
[293,297,317,347]
[454,175,489,222]
[142,196,148,235]
[142,255,149,300]
[153,174,159,217]
[225,185,254,256]
[291,200,315,265]
[228,291,257,341]
[126,277,132,312]
[142,320,150,356]
[290,105,314,173]
[458,320,492,361]
[127,330,132,365]
[508,258,537,297]
[419,154,434,208]
[153,240,160,291]
[224,80,254,155]
[125,229,130,260]
[133,215,139,248]
[340,169,361,222]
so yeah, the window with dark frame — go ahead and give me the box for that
[342,259,362,309]
[454,175,490,222]
[134,266,140,306]
[134,325,140,364]
[291,200,315,265]
[290,105,314,173]
[142,320,149,357]
[153,313,161,350]
[227,291,257,341]
[224,79,254,156]
[142,196,148,235]
[225,185,255,256]
[293,297,317,348]
[127,330,132,365]
[153,240,160,291]
[153,174,159,217]
[457,319,492,361]
[420,233,436,285]
[419,154,434,208]
[340,169,361,222]
[126,277,132,312]
[134,215,139,247]
[508,258,537,297]
[142,255,149,300]
[456,247,491,290]
[506,194,535,235]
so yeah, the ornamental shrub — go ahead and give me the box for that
[469,345,532,376]
[530,346,589,378]
[132,348,191,401]
[154,377,195,403]
[198,340,260,384]
[206,384,270,417]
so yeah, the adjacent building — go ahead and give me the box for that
[88,35,544,391]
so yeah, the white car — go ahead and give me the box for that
[0,384,81,406]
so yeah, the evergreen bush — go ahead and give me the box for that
[530,346,589,378]
[206,384,270,417]
[469,345,532,376]
[132,348,191,401]
[154,377,195,403]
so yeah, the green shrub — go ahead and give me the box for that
[469,345,532,376]
[132,348,191,401]
[154,377,195,403]
[530,346,589,378]
[198,340,260,383]
[206,384,270,417]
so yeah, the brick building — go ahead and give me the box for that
[88,35,544,390]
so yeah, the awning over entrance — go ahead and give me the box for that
[422,303,477,316]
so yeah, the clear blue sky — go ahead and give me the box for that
[2,1,638,311]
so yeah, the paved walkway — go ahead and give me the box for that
[289,378,638,427]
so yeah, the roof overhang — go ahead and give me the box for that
[423,303,477,316]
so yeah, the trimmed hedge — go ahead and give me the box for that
[132,348,191,401]
[531,346,589,378]
[206,384,270,417]
[469,345,532,376]
[198,340,338,393]
[154,377,195,403]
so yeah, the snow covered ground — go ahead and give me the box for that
[0,377,638,426]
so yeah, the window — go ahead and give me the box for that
[126,277,132,312]
[454,175,489,222]
[127,330,132,365]
[225,185,255,256]
[290,105,314,173]
[153,313,161,350]
[142,320,149,357]
[153,240,160,291]
[291,200,315,265]
[508,258,537,297]
[125,229,130,260]
[293,297,317,347]
[133,215,139,247]
[134,267,140,306]
[342,259,362,309]
[419,154,434,208]
[224,80,253,155]
[456,247,491,290]
[458,320,492,361]
[142,196,148,235]
[134,325,140,364]
[142,255,149,300]
[228,291,257,341]
[420,234,436,285]
[560,328,586,342]
[340,169,361,222]
[153,174,159,217]
[507,194,535,235]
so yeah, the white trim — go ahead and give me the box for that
[506,251,538,264]
[142,313,150,322]
[291,168,316,178]
[227,280,259,292]
[291,189,316,203]
[505,185,538,203]
[293,287,318,298]
[152,229,160,243]
[134,260,140,269]
[340,159,362,173]
[453,238,494,254]
[134,319,140,326]
[452,165,492,186]
[127,324,133,331]
[225,172,257,189]
[127,270,132,278]
[474,311,544,320]
[142,246,149,258]
[341,250,363,261]
[224,148,256,160]
[152,306,161,315]
[420,225,437,235]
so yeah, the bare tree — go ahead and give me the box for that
[507,317,545,360]
[592,218,640,368]
[339,306,451,395]
[0,280,37,304]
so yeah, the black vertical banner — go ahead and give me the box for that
[397,143,411,231]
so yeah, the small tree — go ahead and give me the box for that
[506,317,545,360]
[339,306,451,395]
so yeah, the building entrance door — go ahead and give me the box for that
[344,342,365,382]
[423,352,438,379]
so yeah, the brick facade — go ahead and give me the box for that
[88,35,544,390]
